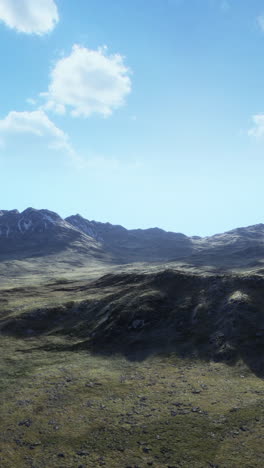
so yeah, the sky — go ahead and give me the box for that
[1,0,264,236]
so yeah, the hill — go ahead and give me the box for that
[1,268,264,467]
[1,267,264,375]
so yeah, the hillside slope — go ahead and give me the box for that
[1,268,264,376]
[66,214,193,263]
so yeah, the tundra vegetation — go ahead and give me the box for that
[1,265,264,467]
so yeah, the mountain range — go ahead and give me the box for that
[1,207,264,272]
[2,208,264,467]
[2,208,264,377]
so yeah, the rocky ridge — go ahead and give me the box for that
[0,208,109,262]
[1,208,264,268]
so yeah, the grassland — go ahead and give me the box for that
[1,335,264,468]
[1,267,264,467]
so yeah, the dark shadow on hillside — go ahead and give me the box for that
[2,269,264,378]
[0,229,90,262]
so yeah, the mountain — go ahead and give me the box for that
[66,214,264,269]
[2,212,264,467]
[66,214,194,263]
[0,208,109,263]
[2,208,264,273]
[189,223,264,268]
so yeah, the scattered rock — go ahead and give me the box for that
[131,319,145,329]
[18,419,32,427]
[240,426,249,432]
[191,407,200,413]
[16,400,32,407]
[76,450,89,456]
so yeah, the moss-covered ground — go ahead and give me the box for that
[1,268,264,467]
[0,334,264,468]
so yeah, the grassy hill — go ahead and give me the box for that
[1,267,264,467]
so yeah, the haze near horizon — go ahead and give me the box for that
[1,0,264,236]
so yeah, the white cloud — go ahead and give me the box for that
[220,1,230,13]
[0,0,59,35]
[0,110,142,170]
[248,114,264,138]
[26,98,37,106]
[0,110,73,154]
[76,155,140,171]
[42,44,132,117]
[257,15,264,32]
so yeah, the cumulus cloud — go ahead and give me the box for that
[0,110,73,154]
[0,0,59,35]
[248,114,264,138]
[42,44,132,117]
[0,110,141,170]
[257,15,264,32]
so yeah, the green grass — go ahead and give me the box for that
[0,334,264,468]
[1,267,264,467]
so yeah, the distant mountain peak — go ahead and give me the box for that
[0,207,73,239]
[2,207,264,268]
[21,207,62,220]
[66,214,104,241]
[0,209,19,216]
[0,207,110,264]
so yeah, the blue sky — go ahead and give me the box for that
[1,0,264,236]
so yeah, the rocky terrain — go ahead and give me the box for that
[0,208,109,262]
[1,268,264,374]
[1,267,264,467]
[66,213,264,268]
[2,207,264,271]
[1,208,264,466]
